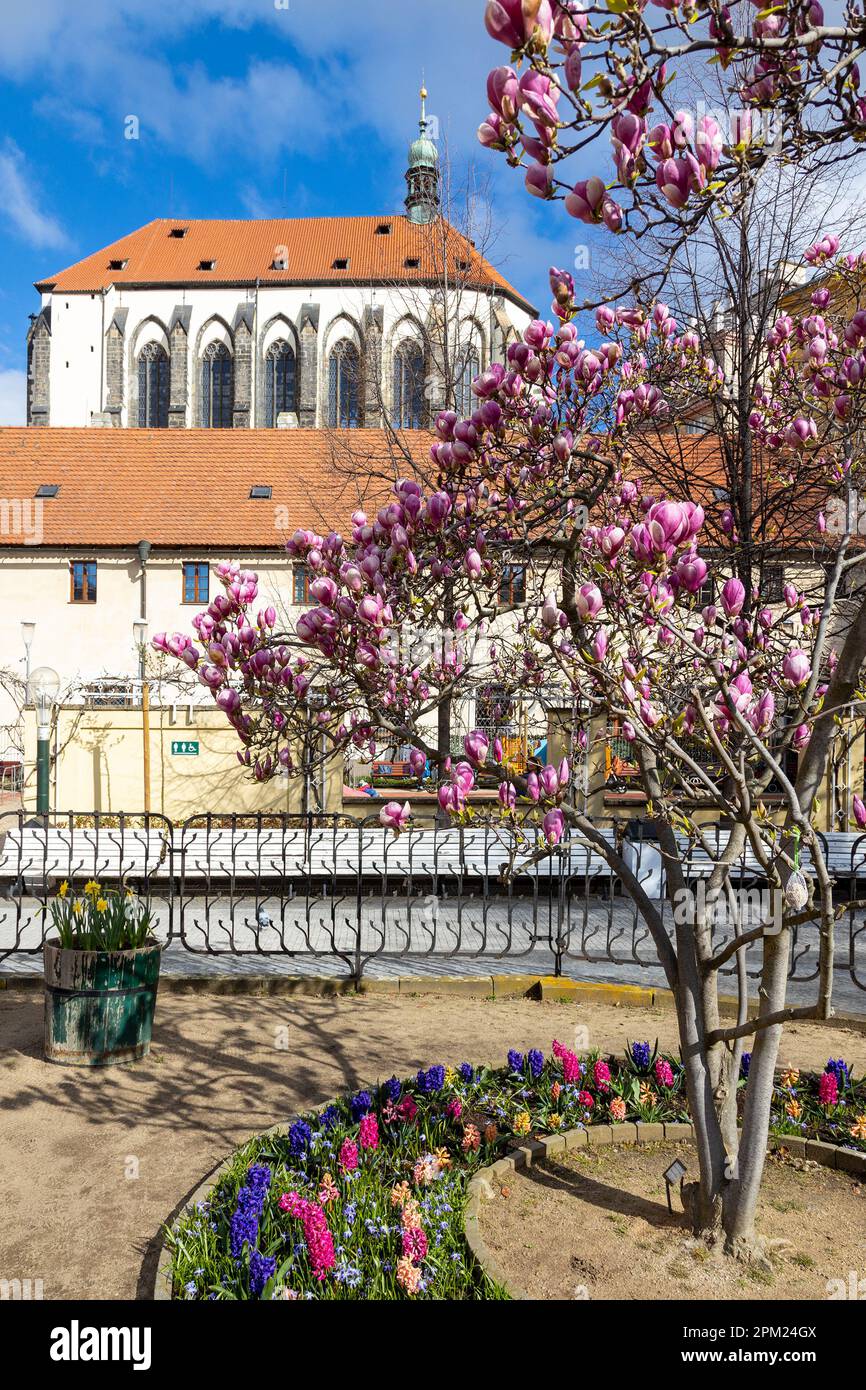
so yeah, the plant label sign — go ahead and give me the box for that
[171,740,199,756]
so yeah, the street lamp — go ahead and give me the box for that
[21,621,35,688]
[28,665,60,816]
[133,620,151,815]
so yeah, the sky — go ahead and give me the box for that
[0,0,606,426]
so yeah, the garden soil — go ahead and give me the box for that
[1,989,863,1299]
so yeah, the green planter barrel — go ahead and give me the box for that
[43,939,161,1066]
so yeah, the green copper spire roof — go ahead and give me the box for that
[405,85,441,225]
[408,86,439,169]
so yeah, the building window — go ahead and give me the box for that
[498,564,526,606]
[293,565,312,605]
[182,562,210,604]
[392,343,425,429]
[455,348,479,417]
[201,342,234,428]
[475,685,516,734]
[138,343,169,428]
[764,565,784,604]
[698,575,714,607]
[265,340,297,426]
[328,340,361,428]
[71,560,97,603]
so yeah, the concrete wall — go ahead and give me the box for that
[22,704,343,819]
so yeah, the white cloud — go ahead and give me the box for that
[0,140,68,250]
[0,371,27,426]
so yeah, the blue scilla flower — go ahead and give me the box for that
[320,1104,341,1131]
[741,1052,752,1078]
[247,1163,272,1192]
[351,1090,372,1121]
[184,1281,197,1297]
[507,1049,524,1073]
[527,1049,544,1079]
[289,1119,312,1155]
[458,1062,474,1083]
[632,1041,651,1071]
[344,1203,357,1226]
[230,1209,258,1260]
[382,1075,402,1103]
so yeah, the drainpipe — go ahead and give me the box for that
[137,540,152,814]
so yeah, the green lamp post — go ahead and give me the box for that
[28,666,60,816]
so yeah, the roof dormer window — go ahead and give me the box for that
[109,259,128,271]
[198,259,217,271]
[169,227,188,238]
[332,258,350,271]
[375,223,392,236]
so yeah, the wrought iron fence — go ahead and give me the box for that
[0,810,864,990]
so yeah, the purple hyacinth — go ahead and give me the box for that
[741,1052,752,1078]
[527,1049,544,1079]
[289,1120,312,1155]
[249,1249,276,1297]
[351,1090,373,1121]
[320,1104,340,1131]
[507,1050,524,1073]
[417,1064,445,1093]
[458,1063,474,1083]
[632,1041,651,1071]
[230,1209,259,1260]
[382,1075,402,1103]
[247,1164,272,1193]
[825,1058,850,1089]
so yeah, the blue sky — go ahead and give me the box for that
[0,0,607,425]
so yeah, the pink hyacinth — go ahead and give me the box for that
[654,1058,675,1087]
[278,1192,336,1281]
[552,1038,581,1084]
[339,1139,359,1173]
[446,1097,463,1121]
[593,1059,611,1092]
[818,1071,838,1107]
[401,1225,428,1263]
[359,1114,379,1150]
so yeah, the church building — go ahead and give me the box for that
[25,93,535,432]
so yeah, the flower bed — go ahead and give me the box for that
[166,1040,866,1300]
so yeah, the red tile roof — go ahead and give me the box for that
[0,428,429,550]
[35,216,536,314]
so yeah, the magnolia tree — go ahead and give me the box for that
[155,238,866,1259]
[479,0,866,294]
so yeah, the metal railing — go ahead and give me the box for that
[0,810,863,990]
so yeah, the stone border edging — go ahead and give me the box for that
[150,1116,866,1301]
[464,1123,866,1300]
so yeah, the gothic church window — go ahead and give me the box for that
[328,339,361,429]
[265,340,297,426]
[455,347,479,418]
[138,342,169,428]
[201,342,234,428]
[392,342,425,429]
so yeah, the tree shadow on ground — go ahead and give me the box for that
[517,1153,688,1232]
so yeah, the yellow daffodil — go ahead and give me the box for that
[58,880,69,899]
[72,900,84,917]
[96,898,108,913]
[84,880,100,898]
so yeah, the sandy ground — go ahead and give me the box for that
[480,1143,866,1300]
[1,988,865,1301]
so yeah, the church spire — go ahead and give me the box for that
[405,85,440,225]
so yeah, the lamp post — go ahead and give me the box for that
[21,621,35,689]
[133,619,150,815]
[28,665,60,817]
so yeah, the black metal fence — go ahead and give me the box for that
[0,811,864,990]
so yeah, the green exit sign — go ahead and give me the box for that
[171,740,200,756]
